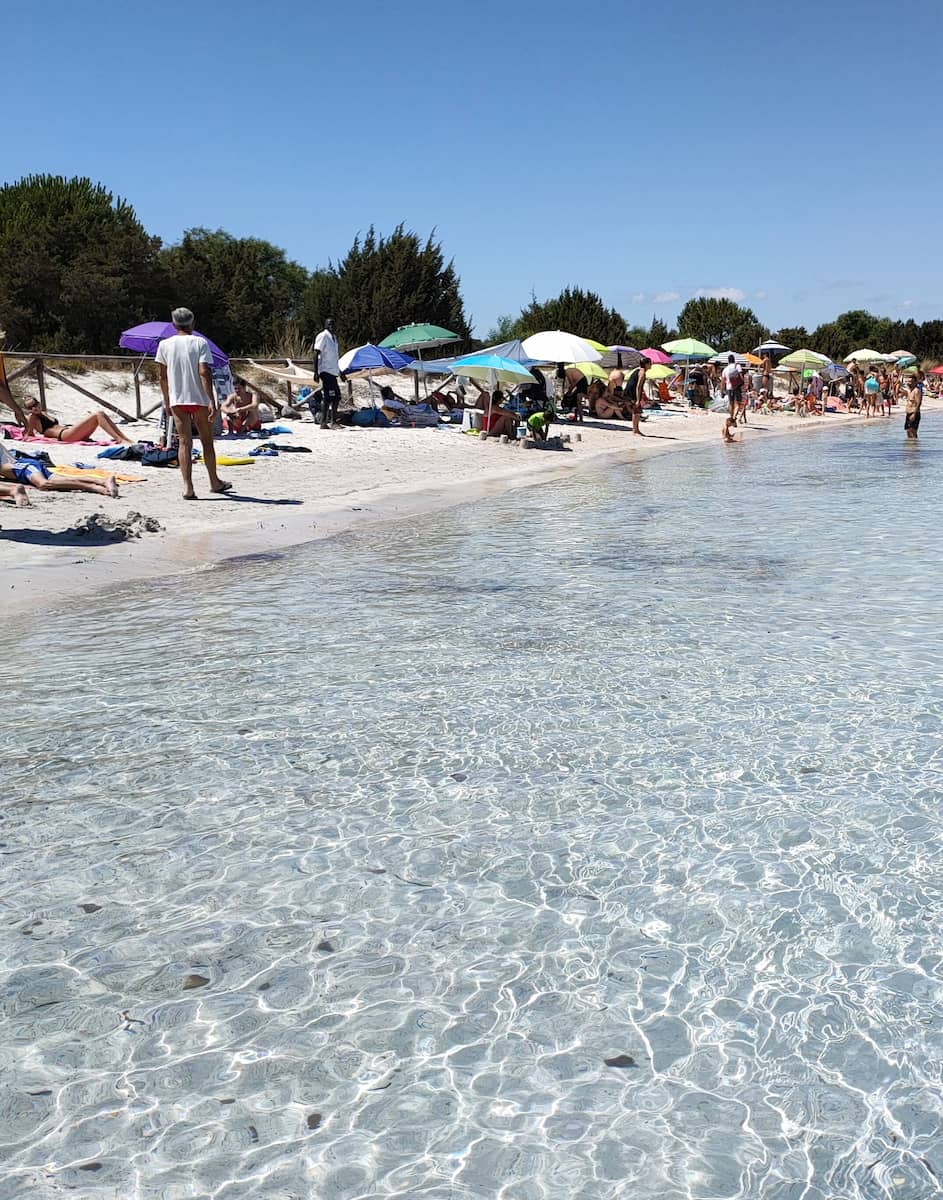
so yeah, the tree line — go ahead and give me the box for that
[0,176,470,355]
[1,174,941,364]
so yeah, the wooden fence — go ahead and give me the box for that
[1,352,311,422]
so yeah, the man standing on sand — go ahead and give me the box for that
[722,354,743,420]
[904,375,922,438]
[155,308,231,500]
[313,317,344,430]
[623,356,650,436]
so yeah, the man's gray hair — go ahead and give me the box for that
[172,307,195,330]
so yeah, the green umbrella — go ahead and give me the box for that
[379,323,460,352]
[661,337,716,399]
[379,323,461,398]
[662,337,716,358]
[780,348,829,368]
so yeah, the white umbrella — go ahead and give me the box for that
[844,348,886,362]
[521,331,602,411]
[521,330,603,365]
[753,339,791,354]
[710,351,750,365]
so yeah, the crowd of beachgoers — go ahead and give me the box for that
[2,324,934,510]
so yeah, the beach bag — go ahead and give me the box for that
[351,407,389,427]
[728,368,742,389]
[141,446,178,467]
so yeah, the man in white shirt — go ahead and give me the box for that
[721,354,743,420]
[313,317,344,429]
[155,307,231,499]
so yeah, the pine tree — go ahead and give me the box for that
[300,225,471,349]
[0,175,164,352]
[509,287,627,344]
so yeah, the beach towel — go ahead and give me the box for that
[2,424,115,446]
[52,465,146,483]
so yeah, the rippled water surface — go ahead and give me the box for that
[3,423,943,1199]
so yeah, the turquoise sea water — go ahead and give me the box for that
[2,421,942,1199]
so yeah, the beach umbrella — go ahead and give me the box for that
[640,347,672,364]
[663,337,716,395]
[662,337,716,358]
[929,365,943,375]
[338,343,415,373]
[119,321,229,367]
[646,363,675,380]
[567,360,609,381]
[451,353,534,431]
[895,354,917,368]
[521,330,603,365]
[753,339,791,355]
[379,323,461,398]
[888,349,913,360]
[843,348,885,363]
[521,330,603,405]
[451,353,534,387]
[379,323,460,353]
[600,344,641,369]
[743,352,763,365]
[709,351,749,365]
[780,348,830,368]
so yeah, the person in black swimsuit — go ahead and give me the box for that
[23,399,134,443]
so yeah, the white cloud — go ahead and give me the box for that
[653,291,680,304]
[899,299,914,310]
[754,290,768,301]
[693,287,746,302]
[631,292,646,304]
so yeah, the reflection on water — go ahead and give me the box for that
[2,423,942,1199]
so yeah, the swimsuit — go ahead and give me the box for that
[11,460,51,485]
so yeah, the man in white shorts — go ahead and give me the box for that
[155,308,231,500]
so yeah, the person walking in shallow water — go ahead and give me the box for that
[155,307,231,500]
[904,376,922,438]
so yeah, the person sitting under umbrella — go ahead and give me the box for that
[482,389,517,438]
[595,384,631,421]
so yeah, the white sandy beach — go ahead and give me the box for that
[0,366,928,616]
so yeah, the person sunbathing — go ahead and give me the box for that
[23,399,134,444]
[0,445,118,497]
[222,379,262,433]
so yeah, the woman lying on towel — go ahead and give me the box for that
[0,444,119,497]
[23,398,134,444]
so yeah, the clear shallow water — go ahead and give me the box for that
[2,422,943,1199]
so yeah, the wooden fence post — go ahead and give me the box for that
[35,358,46,408]
[133,361,142,418]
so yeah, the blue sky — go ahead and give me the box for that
[6,0,941,338]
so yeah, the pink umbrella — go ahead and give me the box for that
[641,348,672,365]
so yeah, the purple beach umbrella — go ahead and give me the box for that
[119,321,229,368]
